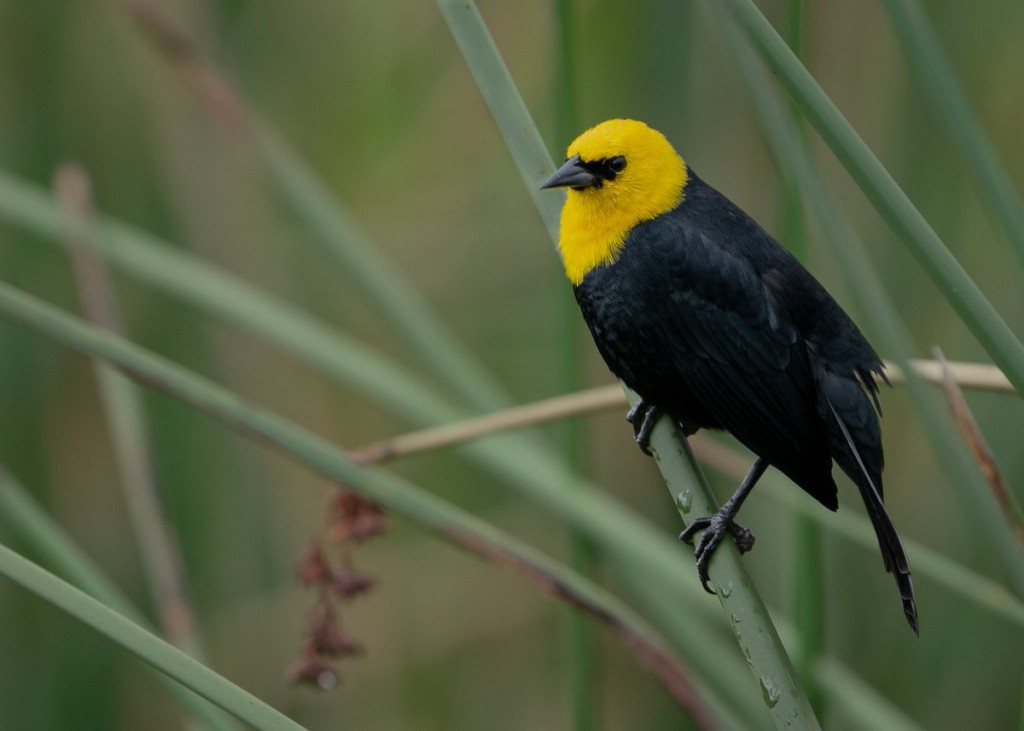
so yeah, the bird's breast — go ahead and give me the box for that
[573,251,681,392]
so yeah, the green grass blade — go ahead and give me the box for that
[722,0,1024,396]
[0,171,762,721]
[761,474,1024,627]
[0,279,745,724]
[0,468,242,731]
[817,658,923,731]
[112,28,757,711]
[608,559,772,731]
[0,542,307,731]
[59,165,204,662]
[550,1,598,728]
[0,170,456,423]
[125,2,509,414]
[0,161,779,726]
[778,0,824,715]
[0,173,670,584]
[483,435,771,726]
[254,129,511,412]
[1019,677,1024,731]
[436,1,821,726]
[434,0,561,238]
[643,407,820,729]
[765,616,926,731]
[880,0,1024,266]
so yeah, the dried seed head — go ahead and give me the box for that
[331,566,377,600]
[286,655,339,690]
[329,490,388,543]
[296,541,331,587]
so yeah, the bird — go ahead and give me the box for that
[540,118,918,633]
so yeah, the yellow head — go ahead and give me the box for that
[541,119,687,285]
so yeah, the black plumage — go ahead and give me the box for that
[573,169,918,633]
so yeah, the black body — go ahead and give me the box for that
[574,170,917,629]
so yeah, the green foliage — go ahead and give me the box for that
[0,1,1022,729]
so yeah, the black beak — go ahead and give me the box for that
[540,154,601,190]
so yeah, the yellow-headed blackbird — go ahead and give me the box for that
[542,119,917,633]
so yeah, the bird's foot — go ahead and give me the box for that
[679,511,756,594]
[626,399,663,456]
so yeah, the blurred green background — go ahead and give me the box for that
[1,0,1023,729]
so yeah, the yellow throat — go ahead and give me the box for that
[554,119,687,285]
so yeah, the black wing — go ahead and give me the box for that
[619,215,839,508]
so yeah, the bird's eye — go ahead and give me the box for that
[608,156,627,173]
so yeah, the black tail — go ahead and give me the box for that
[827,399,919,634]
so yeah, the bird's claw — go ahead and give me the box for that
[626,400,663,456]
[679,513,756,594]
